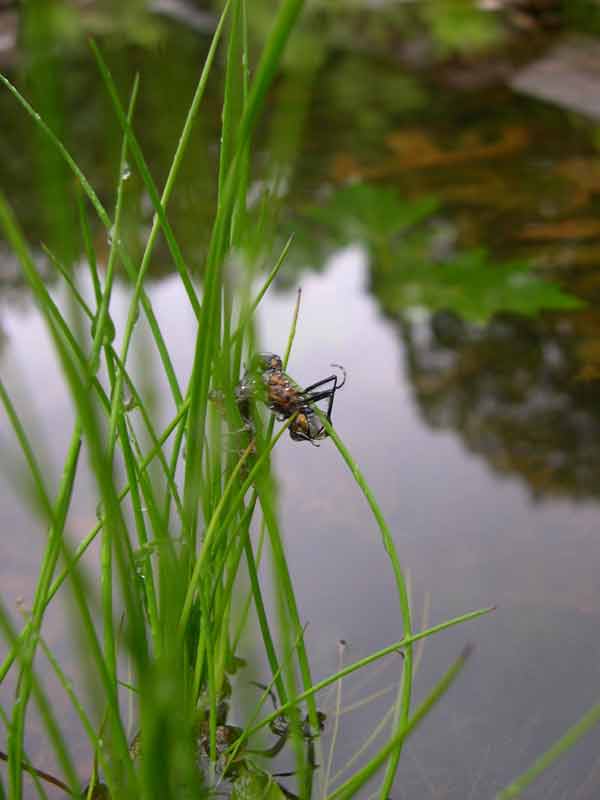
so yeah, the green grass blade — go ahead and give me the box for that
[0,602,81,798]
[0,191,139,791]
[316,414,414,788]
[0,69,183,409]
[99,76,140,686]
[0,72,109,227]
[242,606,493,742]
[496,699,600,798]
[179,421,292,636]
[326,646,474,800]
[0,380,53,520]
[90,75,139,377]
[89,44,201,321]
[182,0,306,563]
[0,402,190,686]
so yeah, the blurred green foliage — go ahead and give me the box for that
[319,55,428,140]
[298,183,583,322]
[377,247,584,322]
[305,183,438,245]
[420,0,504,56]
[563,0,600,34]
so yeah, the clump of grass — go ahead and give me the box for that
[0,1,492,798]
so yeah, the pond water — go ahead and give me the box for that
[4,3,600,797]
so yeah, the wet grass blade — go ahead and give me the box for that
[99,76,140,685]
[90,76,139,378]
[90,44,201,321]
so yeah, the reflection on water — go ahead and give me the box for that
[5,2,600,797]
[400,309,600,500]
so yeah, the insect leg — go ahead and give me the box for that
[302,364,346,395]
[303,384,337,423]
[302,374,338,395]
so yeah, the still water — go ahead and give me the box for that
[4,4,600,797]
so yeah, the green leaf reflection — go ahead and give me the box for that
[306,183,439,243]
[303,183,584,322]
[378,249,584,323]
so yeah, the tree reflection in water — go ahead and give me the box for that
[399,309,600,499]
